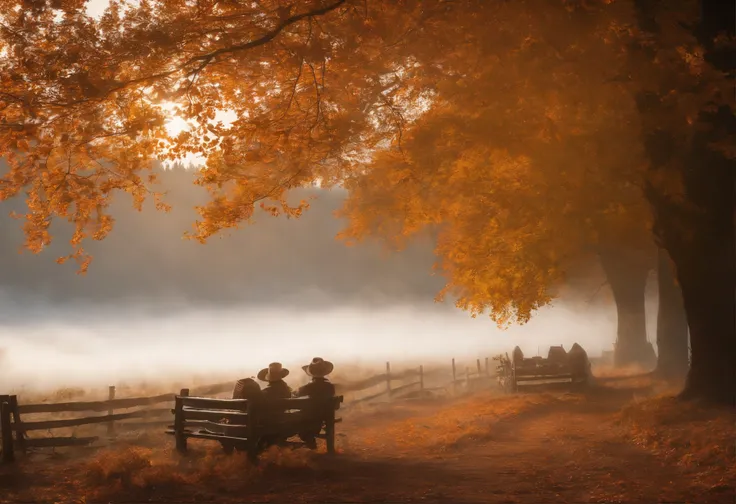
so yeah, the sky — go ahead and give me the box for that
[86,0,113,18]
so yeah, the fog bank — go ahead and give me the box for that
[0,301,620,392]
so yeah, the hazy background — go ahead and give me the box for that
[0,165,653,392]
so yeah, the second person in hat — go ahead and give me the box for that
[257,362,292,399]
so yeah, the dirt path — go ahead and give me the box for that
[2,387,733,503]
[239,389,729,503]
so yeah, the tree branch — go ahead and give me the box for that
[54,0,349,107]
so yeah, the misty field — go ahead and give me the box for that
[1,371,733,504]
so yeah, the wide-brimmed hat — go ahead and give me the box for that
[257,362,290,382]
[302,357,334,378]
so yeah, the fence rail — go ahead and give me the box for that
[12,407,173,432]
[17,393,176,415]
[1,355,498,463]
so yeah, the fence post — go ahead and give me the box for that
[452,358,457,394]
[1,399,14,463]
[174,388,189,454]
[385,362,391,400]
[246,396,258,463]
[8,396,24,452]
[485,357,489,376]
[419,365,424,394]
[476,359,482,377]
[107,386,116,436]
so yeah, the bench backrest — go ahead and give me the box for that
[175,395,343,426]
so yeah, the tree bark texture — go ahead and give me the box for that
[655,248,690,380]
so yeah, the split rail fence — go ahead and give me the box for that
[1,356,499,463]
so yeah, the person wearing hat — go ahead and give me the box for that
[257,362,292,399]
[296,357,336,399]
[295,357,336,449]
[254,362,294,449]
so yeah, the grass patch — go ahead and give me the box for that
[619,395,735,493]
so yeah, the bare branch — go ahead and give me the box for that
[282,60,304,118]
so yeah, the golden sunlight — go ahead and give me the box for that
[160,101,193,138]
[157,101,236,168]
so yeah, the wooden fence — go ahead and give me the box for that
[1,356,498,463]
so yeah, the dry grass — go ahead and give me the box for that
[619,395,736,493]
[85,444,260,492]
[592,363,651,378]
[12,440,318,503]
[347,391,579,456]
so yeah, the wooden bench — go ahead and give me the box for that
[165,388,343,462]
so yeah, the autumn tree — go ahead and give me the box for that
[0,0,731,401]
[337,1,663,370]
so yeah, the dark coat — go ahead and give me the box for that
[261,379,292,399]
[295,377,335,445]
[296,377,335,398]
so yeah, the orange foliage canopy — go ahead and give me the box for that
[0,0,731,321]
[0,0,430,269]
[338,1,654,324]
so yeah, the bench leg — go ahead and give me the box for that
[325,421,336,454]
[175,434,187,454]
[221,441,234,455]
[247,438,260,465]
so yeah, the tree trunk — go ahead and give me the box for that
[632,0,736,405]
[599,249,657,370]
[655,248,690,380]
[641,124,735,405]
[670,208,735,403]
[667,130,735,403]
[676,0,736,404]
